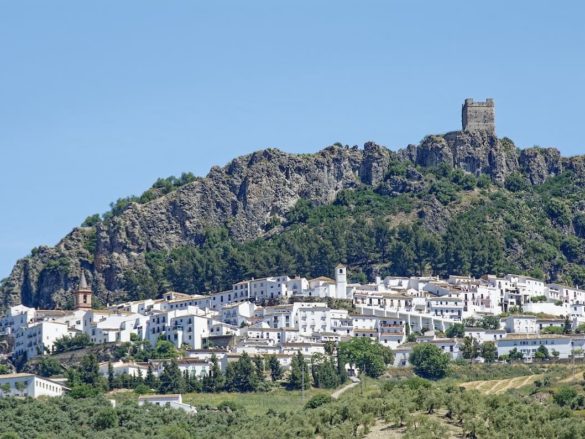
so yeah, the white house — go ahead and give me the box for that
[496,334,585,360]
[98,361,149,378]
[138,394,196,414]
[504,315,537,334]
[427,297,463,320]
[13,321,76,359]
[0,373,68,398]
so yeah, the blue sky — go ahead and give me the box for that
[0,1,584,278]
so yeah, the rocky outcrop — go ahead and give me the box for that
[412,131,518,183]
[360,142,393,186]
[519,147,562,185]
[1,145,370,309]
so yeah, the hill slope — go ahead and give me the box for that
[2,131,585,309]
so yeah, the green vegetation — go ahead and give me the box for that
[110,166,585,302]
[338,337,394,378]
[53,333,91,354]
[3,372,585,438]
[409,344,450,380]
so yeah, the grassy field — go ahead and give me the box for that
[182,386,332,415]
[109,386,335,416]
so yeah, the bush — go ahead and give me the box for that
[505,173,530,192]
[217,400,245,413]
[305,394,332,409]
[92,408,118,430]
[401,376,432,390]
[409,344,450,380]
[554,386,578,407]
[68,384,101,399]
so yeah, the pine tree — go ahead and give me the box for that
[79,353,100,385]
[223,363,236,392]
[313,358,339,389]
[337,349,348,384]
[145,363,158,389]
[158,359,184,394]
[203,353,224,392]
[233,353,259,392]
[288,351,310,390]
[107,362,115,390]
[268,355,283,382]
[253,355,265,382]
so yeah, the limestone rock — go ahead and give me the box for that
[412,131,518,183]
[519,147,562,185]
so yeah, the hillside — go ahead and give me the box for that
[2,131,585,310]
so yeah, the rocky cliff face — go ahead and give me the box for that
[410,131,519,183]
[1,145,379,308]
[0,133,579,310]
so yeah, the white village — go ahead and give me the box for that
[2,265,585,406]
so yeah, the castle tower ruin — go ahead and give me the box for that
[462,98,495,134]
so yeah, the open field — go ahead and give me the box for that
[460,374,543,394]
[182,387,332,415]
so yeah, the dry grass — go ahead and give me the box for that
[460,374,543,394]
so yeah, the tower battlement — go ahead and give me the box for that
[462,98,495,133]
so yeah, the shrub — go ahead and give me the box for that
[217,400,245,412]
[92,408,118,430]
[554,386,578,407]
[305,394,332,409]
[409,344,450,380]
[505,173,530,192]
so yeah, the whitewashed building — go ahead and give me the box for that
[0,373,68,398]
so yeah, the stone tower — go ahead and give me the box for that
[462,98,495,134]
[73,270,92,310]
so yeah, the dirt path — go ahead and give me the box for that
[560,370,583,383]
[331,378,360,399]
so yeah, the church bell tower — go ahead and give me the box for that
[74,270,93,310]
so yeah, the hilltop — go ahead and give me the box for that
[2,118,585,310]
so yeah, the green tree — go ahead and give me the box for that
[153,338,179,359]
[268,354,283,382]
[53,333,91,353]
[480,316,501,330]
[225,352,259,392]
[460,337,480,361]
[92,408,118,431]
[554,386,578,407]
[409,343,450,380]
[107,362,115,390]
[288,351,310,390]
[445,323,465,338]
[79,353,100,385]
[338,337,394,378]
[535,345,550,361]
[158,359,185,394]
[145,363,158,388]
[253,355,265,382]
[311,354,340,389]
[507,348,524,362]
[37,357,62,377]
[202,353,224,392]
[480,341,498,363]
[505,172,530,192]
